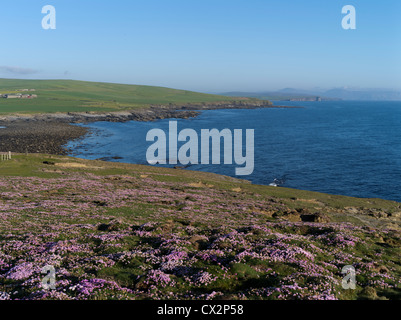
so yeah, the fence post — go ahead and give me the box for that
[0,152,12,161]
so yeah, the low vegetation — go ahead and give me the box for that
[0,154,400,300]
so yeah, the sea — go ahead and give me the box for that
[67,101,401,202]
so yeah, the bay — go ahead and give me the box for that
[67,101,401,202]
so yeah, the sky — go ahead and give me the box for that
[0,0,400,92]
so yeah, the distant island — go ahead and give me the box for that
[221,87,401,101]
[287,96,325,102]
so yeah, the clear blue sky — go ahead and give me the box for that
[0,0,400,92]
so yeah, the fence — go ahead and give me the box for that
[0,152,12,161]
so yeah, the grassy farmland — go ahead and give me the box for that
[0,154,400,300]
[0,79,249,114]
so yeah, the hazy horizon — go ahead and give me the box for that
[2,77,400,98]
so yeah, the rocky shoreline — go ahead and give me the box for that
[0,101,296,155]
[0,122,89,155]
[0,100,296,124]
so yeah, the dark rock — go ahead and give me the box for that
[93,200,108,207]
[97,220,122,232]
[301,212,330,223]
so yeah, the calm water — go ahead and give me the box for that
[67,101,401,202]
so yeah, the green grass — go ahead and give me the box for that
[1,153,400,214]
[0,79,255,114]
[0,154,400,300]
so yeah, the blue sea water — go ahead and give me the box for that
[67,101,401,202]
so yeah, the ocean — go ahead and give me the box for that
[67,101,401,202]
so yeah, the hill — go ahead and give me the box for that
[0,79,260,114]
[0,154,400,300]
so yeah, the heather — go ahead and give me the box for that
[0,155,400,300]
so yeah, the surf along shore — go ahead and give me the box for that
[0,101,297,155]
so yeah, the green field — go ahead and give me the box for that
[0,79,249,114]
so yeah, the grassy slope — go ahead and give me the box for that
[0,154,400,300]
[0,79,247,114]
[1,154,400,214]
